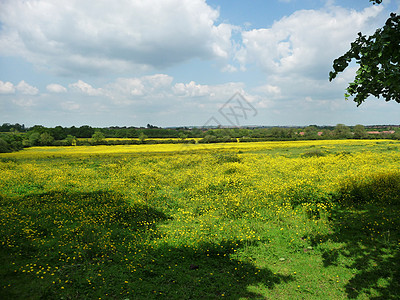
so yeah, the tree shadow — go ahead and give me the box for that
[312,175,400,299]
[0,191,169,298]
[0,190,292,299]
[121,240,293,299]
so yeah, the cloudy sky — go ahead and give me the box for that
[1,0,399,128]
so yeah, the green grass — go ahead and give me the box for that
[1,141,400,299]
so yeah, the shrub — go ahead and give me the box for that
[0,138,10,153]
[335,172,400,205]
[283,184,332,219]
[301,149,327,158]
[214,152,242,163]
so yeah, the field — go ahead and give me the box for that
[1,140,400,299]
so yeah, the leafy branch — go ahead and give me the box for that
[329,1,400,105]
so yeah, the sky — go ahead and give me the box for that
[1,0,400,128]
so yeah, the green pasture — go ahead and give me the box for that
[0,140,399,299]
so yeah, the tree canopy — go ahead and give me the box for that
[329,0,400,106]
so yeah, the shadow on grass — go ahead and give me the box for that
[120,241,293,299]
[0,190,168,299]
[0,191,292,299]
[313,174,400,299]
[324,206,400,299]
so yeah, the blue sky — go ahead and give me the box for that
[0,0,399,128]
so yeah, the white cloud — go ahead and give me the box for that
[99,74,249,111]
[61,101,80,111]
[46,83,67,93]
[235,3,391,122]
[69,80,103,96]
[104,74,174,104]
[255,84,281,96]
[0,80,15,94]
[237,5,384,79]
[109,78,145,97]
[173,81,210,97]
[44,75,253,114]
[142,74,174,89]
[12,98,35,107]
[172,81,252,105]
[0,0,234,75]
[221,64,238,73]
[16,80,39,95]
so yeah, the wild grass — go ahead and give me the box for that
[0,140,399,299]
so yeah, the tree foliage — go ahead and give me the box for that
[40,132,55,146]
[334,124,352,139]
[91,131,105,144]
[329,1,400,105]
[0,133,24,152]
[353,124,367,139]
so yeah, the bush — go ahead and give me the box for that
[0,138,10,153]
[283,184,332,219]
[335,172,400,205]
[301,149,327,158]
[0,134,24,152]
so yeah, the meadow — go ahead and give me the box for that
[1,140,399,299]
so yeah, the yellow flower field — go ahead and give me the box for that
[0,138,395,158]
[0,139,399,299]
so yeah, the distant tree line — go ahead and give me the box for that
[0,123,399,153]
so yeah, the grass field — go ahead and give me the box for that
[1,140,400,299]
